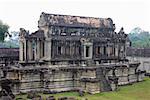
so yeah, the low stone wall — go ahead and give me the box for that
[127,56,150,73]
[3,63,145,94]
[5,68,98,94]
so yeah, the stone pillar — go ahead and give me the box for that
[19,41,24,61]
[90,45,93,58]
[83,45,87,58]
[28,40,33,60]
[100,46,104,55]
[44,38,51,60]
[115,45,118,57]
[107,46,111,57]
[33,40,36,60]
[36,40,40,60]
[24,40,27,61]
[80,45,83,59]
[40,41,44,58]
[62,46,65,55]
[124,44,126,58]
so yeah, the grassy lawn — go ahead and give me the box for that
[16,78,150,100]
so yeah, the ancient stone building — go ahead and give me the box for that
[0,12,145,94]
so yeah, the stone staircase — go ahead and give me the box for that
[96,68,112,92]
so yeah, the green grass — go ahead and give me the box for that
[16,78,150,100]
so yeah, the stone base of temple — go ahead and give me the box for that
[1,62,145,95]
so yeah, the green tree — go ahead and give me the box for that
[0,20,9,42]
[128,27,150,48]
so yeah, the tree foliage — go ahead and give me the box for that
[128,27,150,48]
[0,20,9,42]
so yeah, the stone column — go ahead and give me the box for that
[44,38,51,60]
[100,46,104,55]
[19,41,24,61]
[83,45,86,58]
[33,40,36,60]
[36,40,40,60]
[115,45,118,57]
[123,44,126,58]
[24,39,27,61]
[89,45,93,58]
[28,40,33,60]
[107,46,111,57]
[40,41,44,58]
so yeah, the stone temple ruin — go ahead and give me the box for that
[0,12,145,95]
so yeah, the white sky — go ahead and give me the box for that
[0,0,150,33]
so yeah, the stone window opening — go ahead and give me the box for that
[98,47,100,54]
[104,46,107,55]
[58,46,62,55]
[86,46,90,57]
[114,47,116,56]
[96,46,101,55]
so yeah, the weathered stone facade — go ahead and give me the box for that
[0,12,145,94]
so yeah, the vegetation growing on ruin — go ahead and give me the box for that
[16,78,150,100]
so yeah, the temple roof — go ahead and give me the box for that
[38,12,114,28]
[30,30,45,38]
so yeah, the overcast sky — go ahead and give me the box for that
[0,0,149,33]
